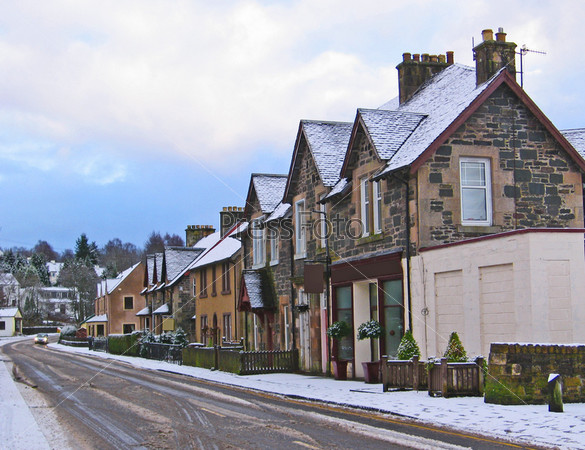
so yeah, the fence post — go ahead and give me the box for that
[381,355,388,392]
[475,357,485,396]
[214,345,220,370]
[412,356,420,391]
[440,357,448,397]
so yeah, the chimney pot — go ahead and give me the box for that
[403,52,412,62]
[496,30,507,42]
[482,29,494,41]
[446,51,454,64]
[422,53,430,62]
[438,54,446,63]
[413,54,420,62]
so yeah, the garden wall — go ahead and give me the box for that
[485,343,585,404]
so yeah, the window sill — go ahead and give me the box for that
[270,259,279,267]
[199,294,208,299]
[458,224,500,233]
[357,232,385,246]
[221,290,231,295]
[252,262,265,270]
[294,253,307,261]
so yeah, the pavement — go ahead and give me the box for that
[2,335,585,449]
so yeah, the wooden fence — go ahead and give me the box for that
[382,356,428,391]
[382,357,484,397]
[182,346,298,375]
[239,349,298,375]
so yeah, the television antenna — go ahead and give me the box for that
[518,44,546,88]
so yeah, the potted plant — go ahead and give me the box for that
[327,321,352,380]
[357,319,384,383]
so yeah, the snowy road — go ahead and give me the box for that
[4,338,538,449]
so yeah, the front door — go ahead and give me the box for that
[381,279,404,358]
[298,290,311,370]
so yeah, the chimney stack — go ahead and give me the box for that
[396,50,454,104]
[185,225,216,247]
[473,27,517,86]
[219,206,245,237]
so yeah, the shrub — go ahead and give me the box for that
[60,325,77,337]
[173,328,189,348]
[443,331,468,362]
[327,321,351,340]
[357,320,384,341]
[396,330,421,360]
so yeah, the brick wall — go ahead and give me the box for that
[486,343,585,404]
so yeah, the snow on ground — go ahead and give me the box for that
[2,336,585,449]
[0,336,51,449]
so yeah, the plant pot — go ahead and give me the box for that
[362,360,381,384]
[332,359,349,380]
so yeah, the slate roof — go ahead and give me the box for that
[153,303,170,314]
[252,174,288,214]
[136,306,151,316]
[301,120,353,187]
[562,129,585,159]
[377,64,497,176]
[241,270,274,310]
[86,314,108,323]
[164,247,204,284]
[357,109,426,160]
[266,202,292,222]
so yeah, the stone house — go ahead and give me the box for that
[320,28,585,376]
[0,307,23,336]
[239,173,291,352]
[90,262,144,336]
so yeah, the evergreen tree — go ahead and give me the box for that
[396,330,421,360]
[173,328,189,347]
[443,331,468,362]
[75,233,99,266]
[30,253,50,286]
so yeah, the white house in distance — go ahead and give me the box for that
[0,307,23,337]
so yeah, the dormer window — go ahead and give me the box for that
[460,157,492,226]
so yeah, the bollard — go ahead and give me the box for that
[548,373,563,413]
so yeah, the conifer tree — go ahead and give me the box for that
[396,329,421,360]
[443,331,468,362]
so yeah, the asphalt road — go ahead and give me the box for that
[3,338,538,450]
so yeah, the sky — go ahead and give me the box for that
[1,0,584,254]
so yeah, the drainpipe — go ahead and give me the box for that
[290,235,297,352]
[392,173,414,332]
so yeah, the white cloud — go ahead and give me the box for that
[0,0,583,177]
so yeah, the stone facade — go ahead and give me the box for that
[416,83,584,249]
[486,343,585,404]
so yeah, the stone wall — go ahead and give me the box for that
[486,342,585,404]
[417,83,584,249]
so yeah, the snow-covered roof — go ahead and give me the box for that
[188,230,241,271]
[561,128,585,159]
[252,174,288,214]
[241,270,274,310]
[97,262,141,296]
[0,273,19,286]
[357,109,426,160]
[377,64,496,175]
[324,178,350,201]
[86,314,108,323]
[153,303,170,314]
[266,202,291,223]
[136,306,151,316]
[0,307,19,317]
[301,120,353,187]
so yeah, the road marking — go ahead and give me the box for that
[200,407,226,418]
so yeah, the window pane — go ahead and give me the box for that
[461,161,486,187]
[336,286,352,309]
[462,188,487,221]
[382,280,402,306]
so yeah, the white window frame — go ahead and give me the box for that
[295,199,307,258]
[269,224,279,265]
[252,219,265,267]
[460,157,492,226]
[360,177,370,237]
[373,180,383,234]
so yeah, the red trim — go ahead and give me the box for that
[340,111,363,178]
[410,70,585,174]
[283,122,306,202]
[419,227,585,253]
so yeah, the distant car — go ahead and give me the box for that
[34,333,49,345]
